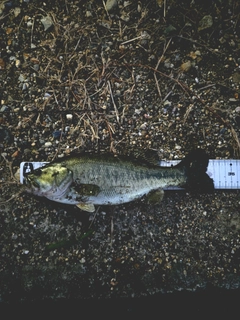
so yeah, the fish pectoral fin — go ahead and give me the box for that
[74,183,100,196]
[147,188,164,204]
[76,202,95,212]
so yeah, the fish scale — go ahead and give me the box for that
[20,151,216,212]
[21,154,187,210]
[21,158,240,190]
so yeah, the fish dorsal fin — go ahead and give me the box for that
[127,149,160,167]
[51,148,160,169]
[108,149,160,167]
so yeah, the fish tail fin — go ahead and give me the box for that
[179,149,214,192]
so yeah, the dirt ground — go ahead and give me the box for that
[0,0,240,310]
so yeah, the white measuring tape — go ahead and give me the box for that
[20,160,240,190]
[20,162,48,184]
[159,159,240,189]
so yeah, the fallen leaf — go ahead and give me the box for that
[156,0,164,7]
[23,53,31,61]
[232,72,240,84]
[12,150,20,158]
[6,28,13,34]
[0,58,6,69]
[198,15,213,31]
[188,50,201,60]
[180,61,192,72]
[30,57,40,64]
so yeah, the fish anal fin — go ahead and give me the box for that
[76,202,95,212]
[131,149,160,167]
[147,188,164,204]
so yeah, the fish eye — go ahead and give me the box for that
[52,171,59,177]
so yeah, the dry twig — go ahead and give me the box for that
[154,38,172,100]
[183,104,194,123]
[108,80,120,124]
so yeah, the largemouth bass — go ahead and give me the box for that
[24,149,214,212]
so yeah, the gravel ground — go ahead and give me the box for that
[0,0,240,306]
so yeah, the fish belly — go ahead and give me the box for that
[60,183,157,206]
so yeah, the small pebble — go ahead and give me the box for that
[44,93,51,99]
[13,7,21,17]
[44,141,52,147]
[66,114,73,120]
[86,11,92,17]
[105,0,118,11]
[27,21,33,28]
[33,64,39,71]
[52,130,62,139]
[18,74,25,82]
[41,15,53,31]
[22,83,29,91]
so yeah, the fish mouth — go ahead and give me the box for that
[23,171,72,198]
[23,176,40,193]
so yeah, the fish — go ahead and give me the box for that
[23,149,214,212]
